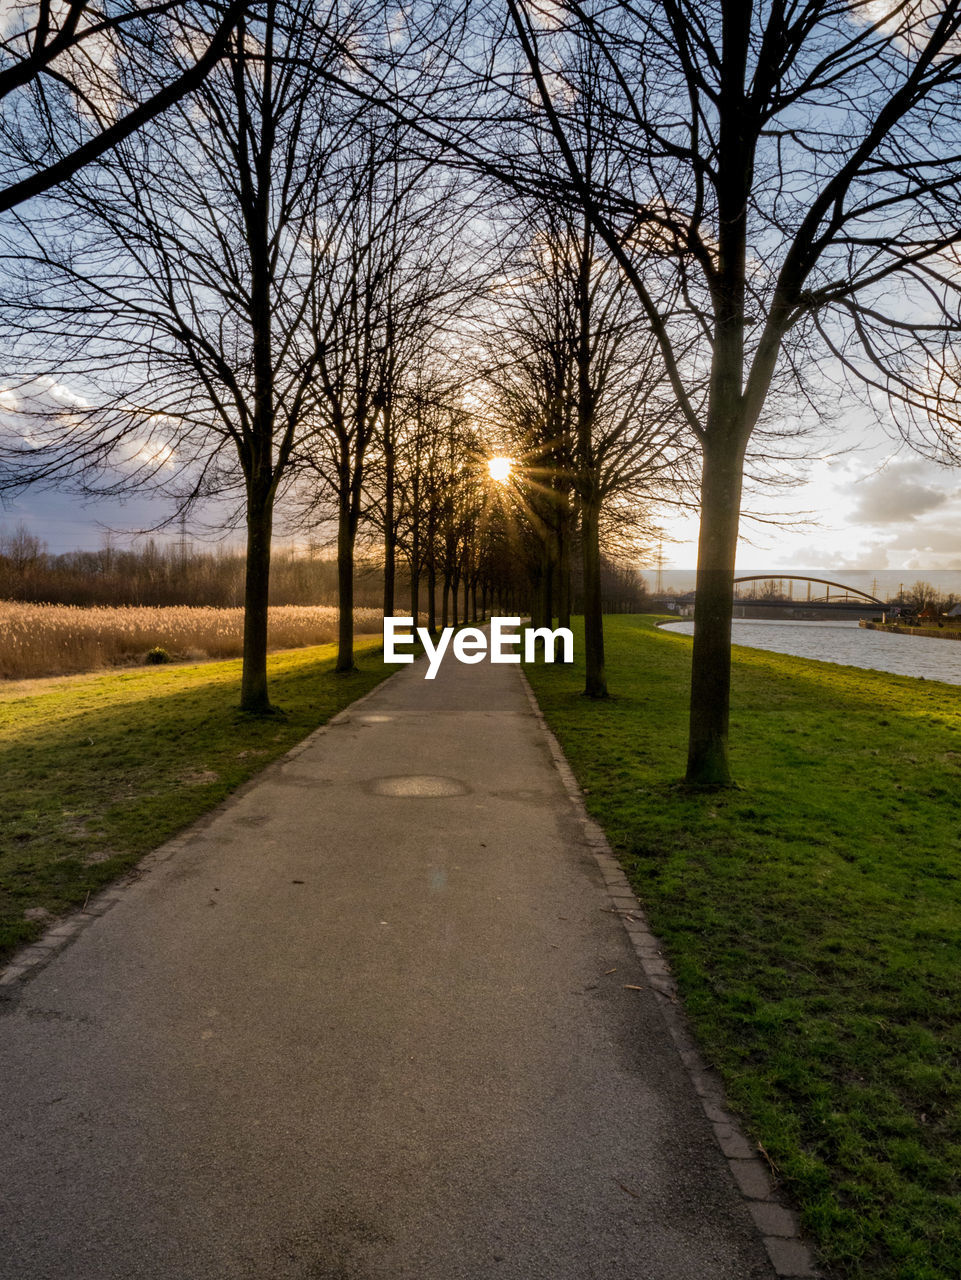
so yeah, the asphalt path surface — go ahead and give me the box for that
[0,645,775,1279]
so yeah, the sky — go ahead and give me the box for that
[2,338,960,590]
[650,434,961,591]
[2,0,960,598]
[0,485,186,553]
[2,437,959,605]
[2,416,960,591]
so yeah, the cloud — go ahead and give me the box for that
[782,537,895,572]
[0,376,89,414]
[0,376,92,453]
[0,377,182,472]
[886,525,961,554]
[850,459,950,524]
[0,488,178,553]
[657,447,961,576]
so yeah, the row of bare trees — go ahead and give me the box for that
[4,0,367,707]
[305,0,961,782]
[7,0,961,782]
[477,189,690,696]
[1,0,675,715]
[0,0,491,709]
[0,525,396,608]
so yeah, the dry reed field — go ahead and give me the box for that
[0,602,385,679]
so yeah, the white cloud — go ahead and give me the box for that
[654,448,961,573]
[850,458,950,524]
[0,376,92,449]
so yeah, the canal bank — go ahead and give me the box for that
[527,614,961,1280]
[662,617,961,685]
[860,619,961,642]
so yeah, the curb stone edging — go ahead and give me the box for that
[0,670,396,992]
[518,669,821,1280]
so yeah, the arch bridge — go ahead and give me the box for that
[733,575,885,608]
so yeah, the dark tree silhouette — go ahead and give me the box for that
[0,0,365,711]
[481,200,689,697]
[0,0,250,212]
[492,0,961,781]
[320,0,961,781]
[294,118,464,671]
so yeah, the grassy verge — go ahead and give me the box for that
[0,638,390,962]
[525,616,961,1280]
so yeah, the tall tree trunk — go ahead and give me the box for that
[684,0,751,782]
[427,554,437,635]
[382,401,395,619]
[410,559,420,625]
[574,209,601,684]
[238,46,277,713]
[452,573,460,626]
[539,544,554,627]
[685,433,745,785]
[528,563,543,628]
[581,496,606,699]
[235,6,279,713]
[336,484,356,673]
[240,480,274,712]
[410,481,420,624]
[442,576,450,628]
[558,498,572,632]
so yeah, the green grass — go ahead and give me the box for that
[0,639,390,962]
[525,616,961,1280]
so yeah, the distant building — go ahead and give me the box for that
[674,591,696,618]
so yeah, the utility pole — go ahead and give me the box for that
[178,512,188,574]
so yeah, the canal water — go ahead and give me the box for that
[661,619,961,686]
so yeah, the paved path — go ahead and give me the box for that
[0,649,775,1279]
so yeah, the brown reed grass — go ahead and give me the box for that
[0,602,384,679]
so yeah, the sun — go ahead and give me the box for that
[487,456,513,483]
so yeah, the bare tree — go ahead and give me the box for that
[480,228,576,636]
[390,377,440,627]
[390,374,466,632]
[329,1,961,782]
[905,580,944,614]
[297,118,468,670]
[427,412,492,628]
[481,198,690,696]
[0,519,45,589]
[0,0,251,211]
[467,0,961,781]
[362,160,478,625]
[383,375,497,631]
[0,0,364,711]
